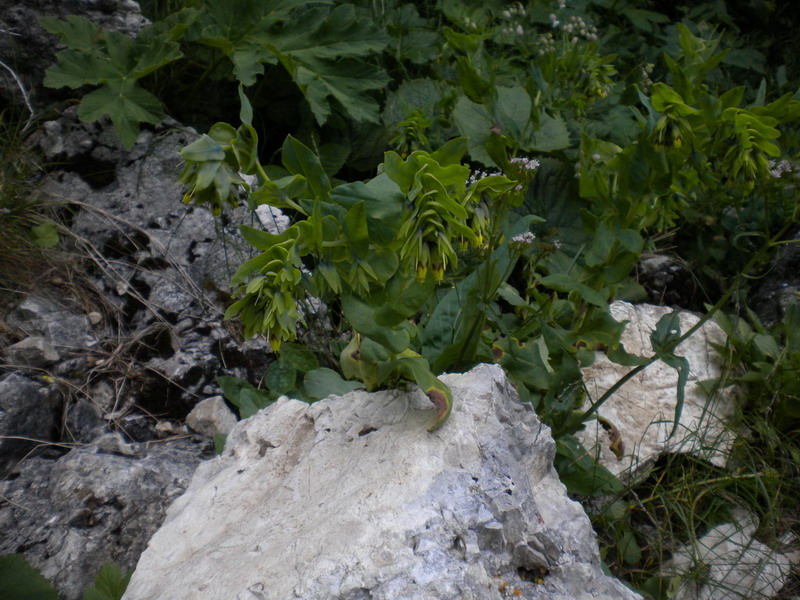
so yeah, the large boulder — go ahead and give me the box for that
[123,364,641,600]
[577,301,737,481]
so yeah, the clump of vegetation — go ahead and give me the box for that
[0,110,61,300]
[25,0,800,596]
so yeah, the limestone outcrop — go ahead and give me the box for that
[123,364,641,600]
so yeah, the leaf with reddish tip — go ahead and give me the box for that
[380,352,453,431]
[426,387,452,431]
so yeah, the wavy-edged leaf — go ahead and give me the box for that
[304,367,364,399]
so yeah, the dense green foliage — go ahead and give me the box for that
[40,0,800,596]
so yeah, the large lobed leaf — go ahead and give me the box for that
[190,1,390,124]
[42,14,189,147]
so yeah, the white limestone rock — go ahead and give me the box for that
[577,301,737,480]
[123,364,641,600]
[186,395,238,437]
[664,511,798,600]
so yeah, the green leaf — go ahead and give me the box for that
[280,343,319,372]
[375,278,435,327]
[650,311,682,353]
[282,136,331,199]
[553,435,624,496]
[30,222,59,248]
[42,15,184,148]
[77,80,164,148]
[290,57,390,124]
[342,295,411,354]
[494,86,532,140]
[39,15,101,54]
[180,134,226,162]
[455,56,493,104]
[660,353,690,439]
[213,433,227,455]
[82,564,131,600]
[303,367,364,399]
[528,113,570,152]
[540,273,608,307]
[216,376,273,419]
[238,83,253,126]
[266,359,297,395]
[0,554,58,600]
[618,529,642,565]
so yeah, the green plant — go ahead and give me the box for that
[41,12,193,148]
[41,0,390,149]
[0,112,65,299]
[0,556,131,600]
[0,554,58,600]
[38,0,800,593]
[82,564,131,600]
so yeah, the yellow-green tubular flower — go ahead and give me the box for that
[468,198,491,248]
[225,240,305,350]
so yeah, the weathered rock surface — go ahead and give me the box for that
[6,295,96,357]
[0,434,213,600]
[185,395,238,437]
[577,301,736,481]
[0,372,61,476]
[664,510,798,600]
[123,364,641,600]
[751,228,800,327]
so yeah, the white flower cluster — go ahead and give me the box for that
[561,15,599,41]
[500,2,527,35]
[640,63,655,93]
[463,17,479,31]
[501,24,526,35]
[510,156,540,171]
[467,168,504,186]
[511,231,537,247]
[769,159,798,178]
[502,3,526,18]
[538,32,557,55]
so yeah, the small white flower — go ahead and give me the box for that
[511,231,536,246]
[516,24,524,35]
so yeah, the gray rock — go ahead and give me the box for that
[186,395,238,437]
[0,436,213,600]
[750,229,800,327]
[664,510,798,600]
[123,364,641,600]
[4,335,60,367]
[63,398,106,443]
[0,371,61,476]
[6,295,95,354]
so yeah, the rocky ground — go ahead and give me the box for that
[1,1,799,599]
